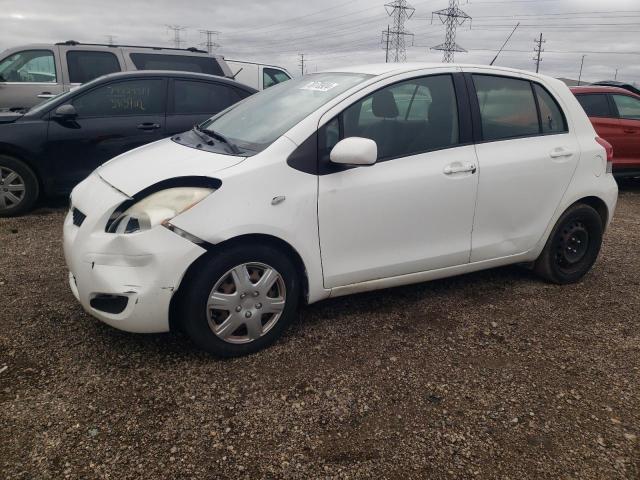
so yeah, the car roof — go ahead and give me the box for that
[319,62,552,78]
[92,70,256,92]
[570,85,640,98]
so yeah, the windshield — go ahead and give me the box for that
[201,72,372,154]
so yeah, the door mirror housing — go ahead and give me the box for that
[329,137,377,166]
[53,104,77,119]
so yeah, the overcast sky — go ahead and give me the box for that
[1,0,639,83]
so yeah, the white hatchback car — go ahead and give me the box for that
[64,63,618,357]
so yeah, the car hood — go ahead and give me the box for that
[96,137,246,197]
[0,110,24,124]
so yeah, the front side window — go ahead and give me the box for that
[339,75,459,159]
[72,79,164,117]
[67,51,121,84]
[575,94,611,117]
[534,84,567,133]
[173,80,243,114]
[612,94,640,120]
[473,75,539,141]
[263,68,291,89]
[201,72,371,154]
[130,53,224,77]
[0,50,56,83]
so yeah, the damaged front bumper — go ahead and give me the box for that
[63,173,206,333]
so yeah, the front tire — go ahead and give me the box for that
[0,155,39,217]
[181,244,300,357]
[534,203,604,284]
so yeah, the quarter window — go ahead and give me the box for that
[130,53,224,76]
[72,79,164,117]
[339,75,459,159]
[67,51,121,84]
[612,94,640,120]
[533,84,567,133]
[473,75,539,141]
[575,94,611,117]
[173,80,244,114]
[0,50,56,83]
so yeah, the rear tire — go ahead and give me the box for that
[534,203,603,284]
[181,243,300,357]
[0,155,39,217]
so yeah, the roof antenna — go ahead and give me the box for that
[490,22,520,66]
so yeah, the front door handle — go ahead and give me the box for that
[443,163,477,175]
[549,148,574,159]
[37,92,55,99]
[137,122,161,131]
[623,128,637,134]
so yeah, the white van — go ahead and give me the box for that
[225,59,291,90]
[0,41,233,110]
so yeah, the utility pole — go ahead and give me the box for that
[533,33,545,73]
[166,25,187,49]
[382,25,391,63]
[384,0,415,62]
[432,0,471,63]
[614,68,619,80]
[105,35,117,46]
[578,54,586,86]
[298,53,306,75]
[199,29,220,54]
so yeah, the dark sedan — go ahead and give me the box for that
[0,70,256,216]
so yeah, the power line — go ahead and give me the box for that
[166,25,187,49]
[384,0,415,62]
[432,0,471,63]
[533,32,545,73]
[200,30,221,54]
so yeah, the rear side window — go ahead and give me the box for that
[534,84,567,133]
[0,49,56,83]
[67,51,121,84]
[263,68,291,89]
[72,79,164,117]
[130,53,224,76]
[612,94,640,120]
[575,94,611,117]
[173,80,243,114]
[473,75,539,141]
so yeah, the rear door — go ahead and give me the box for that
[166,78,249,135]
[44,76,167,191]
[611,93,640,171]
[465,70,579,262]
[0,48,63,109]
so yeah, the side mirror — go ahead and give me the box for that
[53,104,77,119]
[329,137,377,166]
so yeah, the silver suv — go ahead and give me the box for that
[0,41,232,110]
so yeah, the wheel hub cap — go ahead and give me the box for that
[0,166,26,209]
[206,262,286,344]
[556,221,589,266]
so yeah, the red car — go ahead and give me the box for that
[571,85,640,178]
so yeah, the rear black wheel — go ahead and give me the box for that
[0,155,39,217]
[534,203,604,284]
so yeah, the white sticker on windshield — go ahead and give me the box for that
[300,81,339,92]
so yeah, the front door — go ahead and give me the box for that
[318,74,478,288]
[44,77,167,192]
[611,93,640,172]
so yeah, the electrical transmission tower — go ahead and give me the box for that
[431,0,471,63]
[533,33,545,73]
[298,53,306,75]
[166,25,187,48]
[382,0,415,62]
[200,30,220,53]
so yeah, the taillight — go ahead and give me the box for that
[595,137,614,173]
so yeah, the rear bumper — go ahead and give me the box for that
[63,174,206,333]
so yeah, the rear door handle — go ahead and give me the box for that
[444,163,477,175]
[623,129,637,134]
[137,122,161,131]
[549,148,574,159]
[37,92,55,99]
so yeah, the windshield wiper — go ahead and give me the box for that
[194,124,241,154]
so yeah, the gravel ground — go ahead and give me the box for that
[1,183,639,479]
